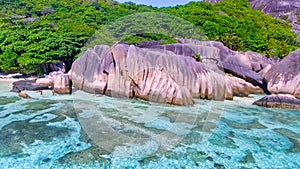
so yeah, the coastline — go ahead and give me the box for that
[0,73,37,82]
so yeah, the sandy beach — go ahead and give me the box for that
[0,73,37,82]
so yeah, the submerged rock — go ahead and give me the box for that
[18,92,32,99]
[264,49,300,98]
[253,94,300,109]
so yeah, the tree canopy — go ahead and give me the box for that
[0,0,299,74]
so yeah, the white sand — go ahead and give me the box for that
[0,73,37,82]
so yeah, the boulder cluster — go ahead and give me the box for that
[12,64,71,95]
[67,39,299,106]
[12,39,300,108]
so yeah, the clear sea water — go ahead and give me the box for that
[0,81,299,169]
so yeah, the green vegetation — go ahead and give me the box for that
[163,0,299,56]
[0,0,299,74]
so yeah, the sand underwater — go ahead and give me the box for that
[0,81,299,168]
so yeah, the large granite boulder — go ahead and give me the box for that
[68,45,113,94]
[149,39,272,93]
[69,44,196,105]
[253,94,300,109]
[69,41,268,105]
[52,72,72,94]
[53,76,71,94]
[264,49,300,98]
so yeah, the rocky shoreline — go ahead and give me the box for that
[10,38,300,109]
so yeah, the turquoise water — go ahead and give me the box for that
[0,81,299,168]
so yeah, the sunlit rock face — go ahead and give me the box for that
[68,45,113,94]
[142,39,269,93]
[69,40,268,105]
[53,73,71,94]
[264,49,300,98]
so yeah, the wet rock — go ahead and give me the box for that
[206,156,214,161]
[214,163,225,169]
[18,92,32,99]
[12,80,50,92]
[264,49,300,98]
[253,94,300,109]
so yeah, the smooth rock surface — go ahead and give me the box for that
[253,94,300,109]
[69,41,268,105]
[264,49,300,98]
[173,39,271,93]
[53,73,71,94]
[69,45,113,94]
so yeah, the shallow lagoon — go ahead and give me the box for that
[0,81,299,168]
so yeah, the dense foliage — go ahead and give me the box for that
[164,0,299,57]
[0,0,299,74]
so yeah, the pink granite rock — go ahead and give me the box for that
[69,41,268,105]
[264,49,300,98]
